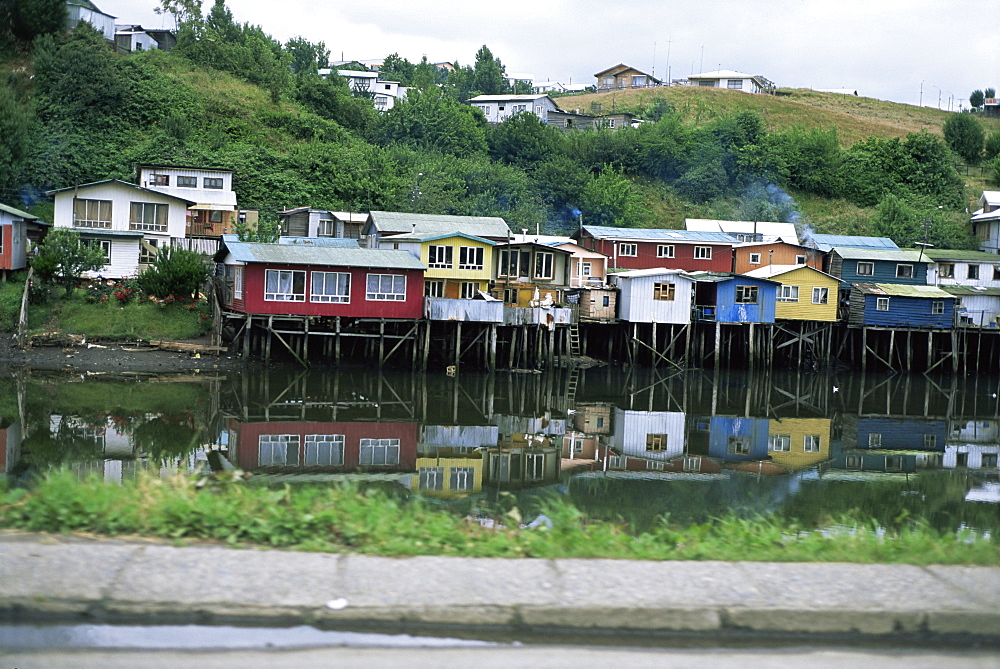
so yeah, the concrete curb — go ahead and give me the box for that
[1,532,998,640]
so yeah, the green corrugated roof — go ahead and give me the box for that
[941,285,1000,296]
[220,239,425,270]
[0,203,37,220]
[922,248,1000,262]
[853,283,954,298]
[369,211,510,238]
[833,247,927,262]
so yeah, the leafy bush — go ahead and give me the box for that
[139,247,209,299]
[943,113,984,163]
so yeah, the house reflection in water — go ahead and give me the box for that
[947,419,1000,470]
[765,418,832,472]
[410,425,497,499]
[837,417,947,473]
[483,434,561,488]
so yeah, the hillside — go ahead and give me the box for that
[558,86,1000,147]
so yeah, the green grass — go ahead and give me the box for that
[29,292,208,340]
[1,472,996,565]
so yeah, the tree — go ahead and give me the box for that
[472,45,506,96]
[285,36,328,76]
[0,83,34,197]
[32,228,110,296]
[869,193,920,246]
[986,88,996,99]
[985,132,1000,161]
[379,53,415,87]
[374,87,488,156]
[970,90,985,110]
[579,167,649,227]
[234,212,280,242]
[487,112,559,167]
[3,0,67,46]
[942,113,984,163]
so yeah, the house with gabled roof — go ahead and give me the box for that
[686,218,799,244]
[364,211,511,247]
[467,94,560,124]
[827,247,929,286]
[577,225,737,272]
[685,70,774,94]
[733,240,824,274]
[971,190,1000,255]
[593,64,661,93]
[375,229,495,300]
[47,179,196,278]
[744,264,839,322]
[137,165,238,239]
[689,271,778,323]
[214,235,426,319]
[66,0,115,41]
[848,283,956,329]
[278,208,367,241]
[804,234,899,253]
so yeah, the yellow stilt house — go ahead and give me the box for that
[745,264,840,321]
[383,231,496,299]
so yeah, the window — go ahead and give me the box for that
[682,456,702,472]
[534,252,554,279]
[526,453,547,480]
[459,246,484,271]
[150,174,169,186]
[749,253,761,265]
[498,105,505,111]
[694,246,712,260]
[803,435,821,453]
[647,461,665,471]
[318,217,334,236]
[602,295,610,307]
[994,266,1000,281]
[939,263,955,278]
[653,282,675,301]
[608,118,616,128]
[923,434,937,449]
[209,210,223,224]
[259,434,299,466]
[498,249,522,277]
[698,80,716,87]
[233,266,243,300]
[304,434,345,466]
[931,300,944,315]
[581,262,592,277]
[424,280,444,297]
[769,434,791,452]
[846,455,863,470]
[869,433,882,448]
[177,175,197,188]
[657,244,675,258]
[482,105,491,115]
[359,438,400,466]
[204,177,223,189]
[968,264,979,280]
[777,285,799,302]
[896,264,914,279]
[367,273,406,301]
[503,288,518,303]
[857,261,874,276]
[451,466,476,491]
[82,239,111,265]
[632,75,646,87]
[603,77,614,86]
[876,297,890,311]
[427,245,453,269]
[139,238,159,264]
[812,287,829,304]
[419,466,445,491]
[736,285,759,304]
[728,436,750,454]
[460,282,478,299]
[735,233,756,243]
[73,198,112,228]
[727,79,743,89]
[311,271,350,303]
[129,202,168,232]
[374,95,388,109]
[264,269,306,302]
[885,455,903,471]
[795,255,806,264]
[619,243,637,257]
[982,453,998,468]
[645,433,667,452]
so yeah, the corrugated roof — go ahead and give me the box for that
[383,231,495,245]
[611,268,692,280]
[685,218,799,242]
[45,179,196,206]
[808,234,899,251]
[0,203,37,220]
[832,247,927,262]
[468,94,553,102]
[368,211,510,238]
[582,226,737,244]
[940,286,1000,296]
[745,264,840,282]
[853,283,954,298]
[923,248,1000,262]
[687,270,779,285]
[219,239,425,270]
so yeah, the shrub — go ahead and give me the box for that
[139,247,209,299]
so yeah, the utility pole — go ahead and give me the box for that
[700,45,704,73]
[665,39,671,85]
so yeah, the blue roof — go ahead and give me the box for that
[808,234,899,252]
[582,226,737,244]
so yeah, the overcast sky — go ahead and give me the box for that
[101,0,997,110]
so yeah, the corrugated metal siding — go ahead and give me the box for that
[609,410,686,459]
[714,277,777,323]
[771,268,839,321]
[853,291,955,328]
[502,306,574,325]
[617,275,693,324]
[424,298,504,322]
[855,419,947,451]
[836,257,927,285]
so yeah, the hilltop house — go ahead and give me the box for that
[66,0,115,41]
[593,64,661,93]
[467,94,560,124]
[331,70,407,111]
[684,70,774,94]
[971,191,1000,255]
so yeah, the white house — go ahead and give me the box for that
[136,165,238,238]
[924,249,1000,288]
[66,0,115,41]
[114,24,171,53]
[971,190,1000,255]
[331,70,408,111]
[610,268,695,324]
[607,409,687,462]
[47,179,194,278]
[685,70,774,94]
[686,218,799,244]
[467,94,560,125]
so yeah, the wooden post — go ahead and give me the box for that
[454,321,462,370]
[714,321,722,369]
[422,320,431,371]
[651,322,658,368]
[548,326,555,369]
[488,323,497,372]
[861,327,867,373]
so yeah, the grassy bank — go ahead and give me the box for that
[2,472,996,565]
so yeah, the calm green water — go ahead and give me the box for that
[2,365,998,534]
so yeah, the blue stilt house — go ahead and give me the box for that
[848,283,956,329]
[688,271,778,323]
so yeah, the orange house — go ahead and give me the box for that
[733,241,825,274]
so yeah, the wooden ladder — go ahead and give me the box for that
[565,367,580,403]
[568,324,582,357]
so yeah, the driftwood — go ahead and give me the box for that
[29,332,86,348]
[148,340,227,354]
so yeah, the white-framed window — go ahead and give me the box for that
[653,282,675,301]
[459,246,484,271]
[177,175,197,188]
[735,233,755,243]
[931,300,944,315]
[534,252,554,279]
[923,434,937,449]
[450,466,476,491]
[498,249,522,277]
[682,456,701,472]
[619,243,637,257]
[73,198,112,228]
[317,217,335,236]
[424,279,444,297]
[645,433,667,451]
[427,245,453,269]
[311,271,350,303]
[777,285,799,302]
[647,460,665,471]
[265,269,306,302]
[460,281,478,299]
[896,264,914,279]
[632,75,646,87]
[129,202,168,232]
[769,434,791,452]
[204,177,224,189]
[694,246,712,260]
[233,266,244,300]
[749,253,761,265]
[876,297,890,311]
[657,244,675,258]
[526,453,547,480]
[366,273,406,301]
[728,436,750,454]
[304,434,345,466]
[482,105,491,115]
[360,438,400,465]
[812,287,829,304]
[857,261,875,276]
[609,454,626,468]
[885,455,903,471]
[736,285,759,304]
[82,239,111,265]
[795,255,806,264]
[259,434,299,466]
[608,118,616,128]
[804,435,821,453]
[869,433,882,448]
[503,288,518,304]
[374,95,389,109]
[139,238,159,264]
[727,79,743,89]
[419,466,444,490]
[580,262,592,277]
[846,455,863,470]
[150,173,169,186]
